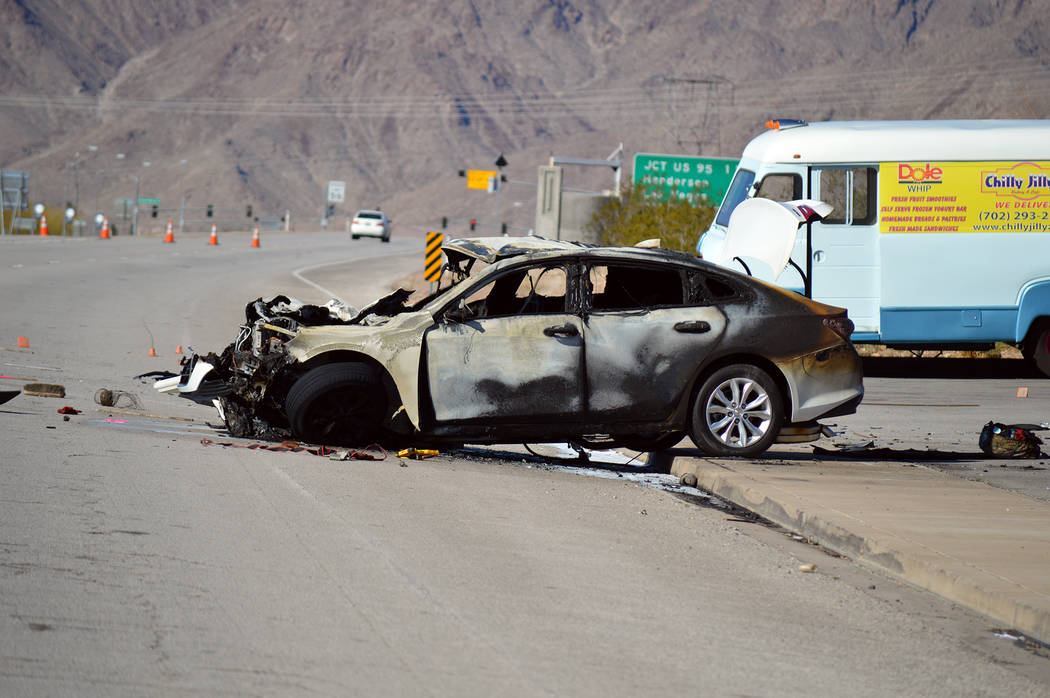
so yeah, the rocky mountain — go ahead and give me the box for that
[2,0,1048,234]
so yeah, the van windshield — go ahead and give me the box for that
[714,169,756,227]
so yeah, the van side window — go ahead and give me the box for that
[818,167,877,225]
[755,173,802,202]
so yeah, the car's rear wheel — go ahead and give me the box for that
[690,364,783,457]
[286,363,385,445]
[1022,321,1050,377]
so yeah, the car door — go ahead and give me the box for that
[582,261,727,423]
[423,262,584,423]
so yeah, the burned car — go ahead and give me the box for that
[157,235,863,457]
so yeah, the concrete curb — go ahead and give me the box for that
[671,457,1050,645]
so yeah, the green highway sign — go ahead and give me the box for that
[632,153,738,205]
[137,197,161,205]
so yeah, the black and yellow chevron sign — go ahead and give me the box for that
[425,232,444,282]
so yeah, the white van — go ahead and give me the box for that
[697,119,1050,376]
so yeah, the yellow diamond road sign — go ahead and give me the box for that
[425,232,444,282]
[466,169,498,191]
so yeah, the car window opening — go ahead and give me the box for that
[589,265,684,310]
[456,265,568,319]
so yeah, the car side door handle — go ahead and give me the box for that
[543,323,579,338]
[673,320,711,334]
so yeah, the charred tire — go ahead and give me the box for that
[621,432,684,453]
[1023,322,1050,378]
[286,362,385,446]
[690,364,783,458]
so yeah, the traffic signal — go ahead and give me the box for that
[470,219,476,231]
[206,204,213,218]
[246,204,252,218]
[151,205,158,218]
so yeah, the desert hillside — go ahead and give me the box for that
[2,0,1048,233]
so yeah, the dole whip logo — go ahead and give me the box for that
[981,162,1050,200]
[897,163,942,192]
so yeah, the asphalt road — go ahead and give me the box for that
[2,230,1048,696]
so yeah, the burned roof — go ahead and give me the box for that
[442,236,595,266]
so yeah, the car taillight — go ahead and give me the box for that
[824,316,855,342]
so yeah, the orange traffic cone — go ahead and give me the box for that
[250,225,260,248]
[100,216,110,239]
[175,344,183,354]
[39,214,49,236]
[17,336,30,348]
[148,346,157,357]
[164,220,174,243]
[208,223,218,246]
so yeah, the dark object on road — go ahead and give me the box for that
[95,388,142,409]
[979,421,1044,459]
[158,236,864,457]
[56,406,81,415]
[0,389,19,405]
[23,383,65,398]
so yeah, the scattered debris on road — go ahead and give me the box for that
[200,436,388,461]
[56,406,80,415]
[23,383,65,398]
[980,421,1045,459]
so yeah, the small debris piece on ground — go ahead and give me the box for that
[680,472,698,487]
[397,448,439,460]
[23,383,65,398]
[799,564,817,573]
[95,388,142,409]
[56,406,81,415]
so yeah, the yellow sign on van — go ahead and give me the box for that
[879,161,1050,233]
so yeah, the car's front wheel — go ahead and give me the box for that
[690,364,783,457]
[286,362,385,445]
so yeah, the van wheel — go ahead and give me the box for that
[1023,322,1050,377]
[286,363,385,445]
[690,364,783,457]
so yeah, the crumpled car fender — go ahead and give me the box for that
[283,310,435,427]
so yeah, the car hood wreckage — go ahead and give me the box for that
[157,218,864,458]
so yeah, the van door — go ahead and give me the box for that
[809,166,880,335]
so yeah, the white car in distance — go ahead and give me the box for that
[350,209,390,242]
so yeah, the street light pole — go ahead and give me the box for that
[132,175,140,236]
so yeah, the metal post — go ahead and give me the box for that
[178,194,185,235]
[132,175,140,236]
